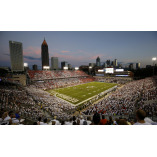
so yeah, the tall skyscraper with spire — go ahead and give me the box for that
[41,38,49,70]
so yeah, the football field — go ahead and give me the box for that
[47,82,117,105]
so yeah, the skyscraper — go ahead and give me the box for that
[136,63,140,69]
[96,56,101,66]
[41,38,49,70]
[106,60,110,67]
[68,64,72,70]
[61,61,68,69]
[129,63,134,70]
[9,41,24,71]
[114,59,117,67]
[51,57,58,70]
[32,64,38,70]
[89,63,96,67]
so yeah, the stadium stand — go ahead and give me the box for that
[0,69,157,125]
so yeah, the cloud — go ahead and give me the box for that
[23,55,40,60]
[2,53,40,61]
[23,46,41,56]
[60,50,71,53]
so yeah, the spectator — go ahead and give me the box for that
[100,115,108,125]
[42,118,48,125]
[108,116,113,125]
[51,116,60,125]
[134,110,151,125]
[37,117,44,125]
[52,121,56,125]
[77,119,80,125]
[86,117,92,125]
[92,112,100,125]
[2,112,11,122]
[118,119,128,125]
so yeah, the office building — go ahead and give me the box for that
[68,64,72,70]
[114,59,118,67]
[136,63,140,69]
[111,61,114,66]
[41,38,49,70]
[32,64,38,70]
[61,61,68,69]
[96,56,101,66]
[89,63,96,67]
[9,41,24,71]
[51,57,58,70]
[102,62,107,68]
[129,63,134,70]
[118,64,122,68]
[106,60,110,66]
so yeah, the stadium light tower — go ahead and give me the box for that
[75,67,79,70]
[89,66,92,75]
[43,66,50,70]
[152,57,156,76]
[24,63,28,67]
[63,66,68,70]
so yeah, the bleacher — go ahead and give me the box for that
[28,70,88,81]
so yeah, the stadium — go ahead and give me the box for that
[1,67,157,125]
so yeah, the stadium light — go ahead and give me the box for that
[43,66,50,70]
[63,66,68,70]
[115,69,124,72]
[24,63,28,67]
[98,69,104,72]
[75,67,79,70]
[89,66,92,69]
[152,57,157,61]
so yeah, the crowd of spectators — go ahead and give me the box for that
[28,70,88,81]
[0,73,156,125]
[29,77,94,90]
[1,108,156,125]
[0,86,44,121]
[82,77,157,120]
[95,76,132,84]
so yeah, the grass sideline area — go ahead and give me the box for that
[46,82,117,105]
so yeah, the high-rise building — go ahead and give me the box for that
[32,64,38,70]
[9,41,24,71]
[103,62,107,68]
[111,61,114,66]
[118,64,122,68]
[89,63,96,67]
[61,61,68,69]
[41,38,49,70]
[51,57,58,70]
[106,60,110,66]
[129,63,134,70]
[68,64,72,70]
[136,63,140,69]
[96,56,101,66]
[114,59,117,67]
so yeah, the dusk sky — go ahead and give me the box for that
[0,31,157,69]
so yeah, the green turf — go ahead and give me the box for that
[46,82,117,105]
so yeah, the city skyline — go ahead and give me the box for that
[0,31,157,68]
